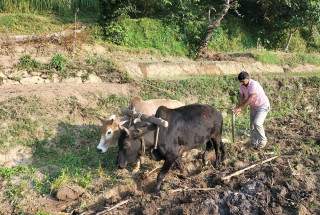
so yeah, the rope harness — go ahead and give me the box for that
[154,126,160,149]
[137,129,146,164]
[137,125,160,164]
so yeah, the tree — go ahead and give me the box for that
[242,0,320,51]
[304,0,320,48]
[197,0,237,58]
[280,0,320,51]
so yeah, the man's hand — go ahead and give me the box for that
[232,107,242,116]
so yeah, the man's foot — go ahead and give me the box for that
[253,142,266,149]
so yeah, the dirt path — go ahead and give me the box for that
[0,82,131,102]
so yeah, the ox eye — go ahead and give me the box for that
[106,129,113,136]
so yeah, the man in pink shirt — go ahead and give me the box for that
[233,71,270,148]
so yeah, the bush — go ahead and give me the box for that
[18,55,42,71]
[209,17,255,53]
[50,54,66,71]
[104,18,189,56]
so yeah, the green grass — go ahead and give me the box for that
[252,50,282,65]
[0,0,99,14]
[0,74,320,210]
[0,13,64,35]
[251,50,320,67]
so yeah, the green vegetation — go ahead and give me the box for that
[0,13,64,35]
[105,18,189,56]
[2,1,320,57]
[0,74,320,210]
[252,51,320,66]
[0,0,99,14]
[18,55,42,71]
[50,54,66,71]
[0,1,320,212]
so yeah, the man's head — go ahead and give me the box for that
[238,71,250,86]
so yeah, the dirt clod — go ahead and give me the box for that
[56,186,85,201]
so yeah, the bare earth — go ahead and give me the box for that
[0,82,131,103]
[1,80,319,215]
[0,39,319,214]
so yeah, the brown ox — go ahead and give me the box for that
[97,96,185,153]
[129,96,185,116]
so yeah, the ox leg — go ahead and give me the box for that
[174,157,185,178]
[212,137,222,168]
[155,157,177,192]
[203,140,213,166]
[132,159,141,174]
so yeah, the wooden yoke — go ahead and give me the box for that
[121,108,168,127]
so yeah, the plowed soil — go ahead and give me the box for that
[1,80,319,215]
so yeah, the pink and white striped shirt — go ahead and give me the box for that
[240,79,270,109]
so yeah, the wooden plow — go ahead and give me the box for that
[121,108,168,150]
[121,108,168,127]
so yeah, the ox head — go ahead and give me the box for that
[116,126,147,169]
[97,115,125,153]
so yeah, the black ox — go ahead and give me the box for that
[117,104,225,192]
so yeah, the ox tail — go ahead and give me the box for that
[220,139,225,162]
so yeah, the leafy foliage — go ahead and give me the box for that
[0,74,320,211]
[0,0,99,14]
[50,54,66,71]
[104,18,189,56]
[18,55,42,71]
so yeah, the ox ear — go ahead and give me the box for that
[119,125,130,136]
[109,115,116,120]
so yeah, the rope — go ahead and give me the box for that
[154,126,160,149]
[140,136,145,156]
[139,136,145,164]
[137,129,145,164]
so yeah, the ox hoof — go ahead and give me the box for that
[132,168,139,174]
[177,173,186,179]
[154,187,160,193]
[203,160,209,167]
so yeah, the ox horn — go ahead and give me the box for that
[96,115,106,122]
[119,124,130,136]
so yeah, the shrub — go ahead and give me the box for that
[18,55,42,70]
[103,18,189,56]
[50,54,66,71]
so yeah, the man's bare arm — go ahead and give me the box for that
[233,94,255,115]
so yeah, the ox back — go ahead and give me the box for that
[117,104,225,192]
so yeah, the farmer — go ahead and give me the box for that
[233,71,270,148]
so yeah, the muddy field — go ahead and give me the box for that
[76,114,319,215]
[1,40,320,214]
[1,80,319,215]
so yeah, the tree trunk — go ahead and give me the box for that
[284,28,297,52]
[306,21,314,48]
[197,0,231,58]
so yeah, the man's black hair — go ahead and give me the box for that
[238,71,249,81]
